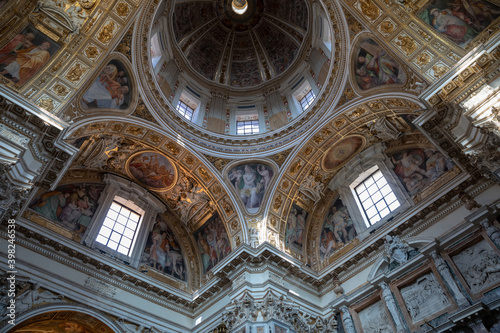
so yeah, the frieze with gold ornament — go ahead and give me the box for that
[95,19,119,45]
[392,32,419,57]
[203,154,231,172]
[413,50,433,69]
[427,61,449,79]
[83,43,102,62]
[114,1,131,20]
[357,0,381,21]
[49,82,71,99]
[63,61,89,85]
[36,94,59,113]
[378,18,397,37]
[24,88,39,100]
[408,21,433,42]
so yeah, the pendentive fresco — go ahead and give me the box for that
[81,59,131,110]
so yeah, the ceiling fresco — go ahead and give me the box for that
[1,0,499,311]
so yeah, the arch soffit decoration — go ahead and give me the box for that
[62,117,248,247]
[5,305,123,333]
[267,95,427,261]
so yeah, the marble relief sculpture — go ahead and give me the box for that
[358,300,394,333]
[400,272,450,322]
[452,240,500,294]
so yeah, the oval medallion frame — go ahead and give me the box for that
[126,150,178,192]
[321,135,366,172]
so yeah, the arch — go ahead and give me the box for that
[62,116,249,247]
[2,304,122,333]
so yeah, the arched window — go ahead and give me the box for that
[83,175,164,265]
[351,166,400,227]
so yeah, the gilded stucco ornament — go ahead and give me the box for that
[379,19,395,35]
[65,63,87,83]
[97,20,116,44]
[359,0,381,21]
[415,52,431,67]
[394,34,418,56]
[36,96,57,112]
[51,83,70,98]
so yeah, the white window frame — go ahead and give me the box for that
[176,99,194,121]
[95,196,144,256]
[351,166,401,227]
[329,143,411,240]
[299,89,316,111]
[83,174,165,266]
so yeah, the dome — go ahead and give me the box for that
[172,0,309,88]
[141,0,343,152]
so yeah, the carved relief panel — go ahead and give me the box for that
[351,293,396,333]
[444,232,500,300]
[392,262,456,330]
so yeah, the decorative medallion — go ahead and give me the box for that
[321,136,365,172]
[126,151,178,191]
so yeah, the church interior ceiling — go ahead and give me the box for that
[1,0,500,314]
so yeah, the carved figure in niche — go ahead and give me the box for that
[228,164,273,213]
[82,60,131,110]
[384,235,409,265]
[141,214,186,281]
[194,213,231,274]
[418,0,500,47]
[285,204,308,252]
[390,147,455,196]
[320,198,356,260]
[452,240,500,294]
[29,183,104,236]
[400,272,449,322]
[0,25,60,86]
[369,116,401,141]
[354,38,404,91]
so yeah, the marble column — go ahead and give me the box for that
[380,282,406,333]
[431,251,470,308]
[340,305,356,333]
